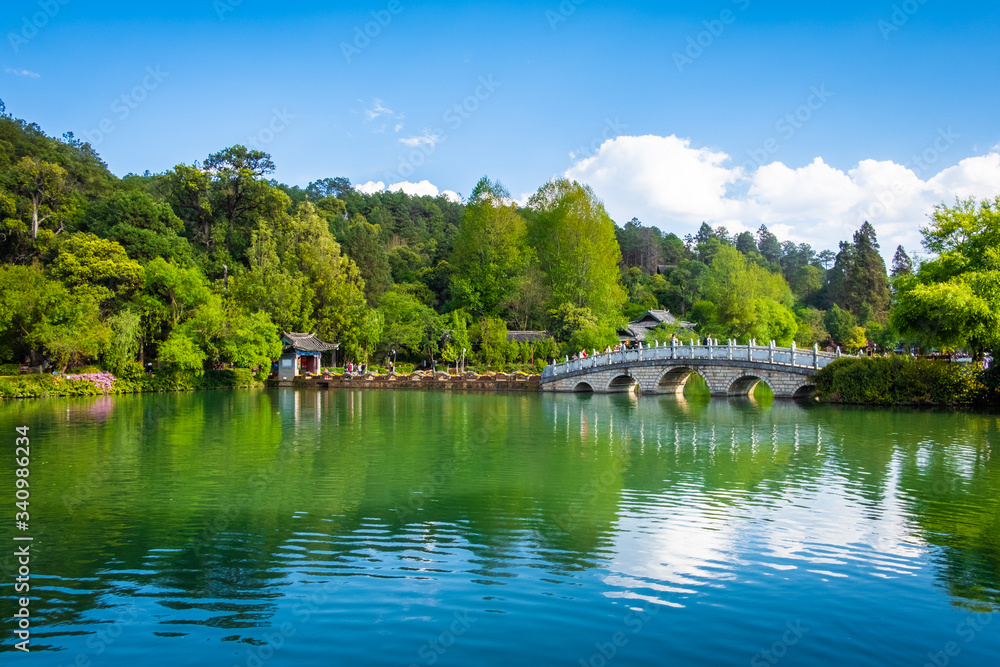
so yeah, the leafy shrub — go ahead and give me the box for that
[0,367,264,398]
[968,365,1000,405]
[0,374,101,398]
[0,364,20,375]
[68,365,102,374]
[814,357,978,406]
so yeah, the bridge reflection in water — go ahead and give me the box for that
[541,341,844,399]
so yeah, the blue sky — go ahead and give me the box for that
[3,0,999,252]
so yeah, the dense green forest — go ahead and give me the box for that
[1,101,997,376]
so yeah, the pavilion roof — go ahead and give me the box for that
[281,332,339,352]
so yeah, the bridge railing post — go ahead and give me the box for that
[814,343,819,370]
[671,339,676,360]
[729,339,733,360]
[769,340,774,363]
[791,341,797,367]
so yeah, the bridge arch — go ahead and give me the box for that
[606,374,638,393]
[792,383,816,400]
[727,373,773,397]
[573,381,595,393]
[654,366,704,395]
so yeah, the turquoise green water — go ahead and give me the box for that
[1,389,998,665]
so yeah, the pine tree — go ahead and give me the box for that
[891,245,912,277]
[695,222,716,245]
[735,231,758,255]
[843,222,891,324]
[756,225,782,263]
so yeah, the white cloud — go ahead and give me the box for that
[399,130,442,149]
[566,135,740,224]
[355,180,458,200]
[388,180,441,197]
[355,180,386,195]
[364,99,394,121]
[564,134,1000,255]
[4,67,39,78]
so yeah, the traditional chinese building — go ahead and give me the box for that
[278,333,339,381]
[618,310,695,343]
[507,331,550,343]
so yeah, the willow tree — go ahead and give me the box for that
[892,197,1000,357]
[526,179,626,324]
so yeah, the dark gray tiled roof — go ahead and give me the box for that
[507,331,550,343]
[282,332,339,352]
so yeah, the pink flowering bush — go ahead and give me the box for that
[63,372,116,393]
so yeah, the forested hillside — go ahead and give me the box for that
[1,101,992,375]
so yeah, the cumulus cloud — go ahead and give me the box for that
[564,134,1000,255]
[566,135,740,224]
[355,180,386,195]
[355,180,460,201]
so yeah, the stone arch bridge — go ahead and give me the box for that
[540,342,843,399]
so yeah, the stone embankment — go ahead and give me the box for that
[270,371,542,393]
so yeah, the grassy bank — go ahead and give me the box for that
[0,368,265,399]
[813,357,998,407]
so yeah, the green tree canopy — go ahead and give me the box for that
[451,177,532,319]
[49,232,145,308]
[84,189,191,263]
[891,198,1000,356]
[527,179,626,325]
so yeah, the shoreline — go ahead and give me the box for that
[269,372,542,393]
[0,370,544,400]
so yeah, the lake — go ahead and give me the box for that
[1,388,998,666]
